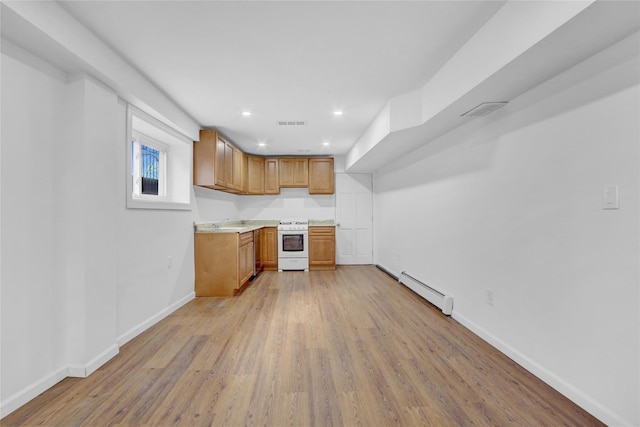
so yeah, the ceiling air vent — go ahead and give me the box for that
[461,102,508,118]
[277,120,307,126]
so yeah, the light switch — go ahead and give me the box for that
[603,185,619,210]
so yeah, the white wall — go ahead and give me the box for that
[1,46,68,411]
[0,41,212,416]
[373,36,639,426]
[192,186,241,223]
[62,74,120,374]
[115,103,200,346]
[239,188,335,221]
[193,177,339,223]
[116,199,197,345]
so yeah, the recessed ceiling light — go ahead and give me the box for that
[333,111,343,116]
[323,142,330,146]
[242,111,252,117]
[258,142,266,147]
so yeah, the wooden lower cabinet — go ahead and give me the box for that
[195,226,335,295]
[309,226,336,270]
[239,232,254,286]
[261,227,278,270]
[195,231,254,296]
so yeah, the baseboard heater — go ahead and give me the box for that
[399,271,453,316]
[375,264,398,280]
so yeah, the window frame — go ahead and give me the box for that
[126,105,192,211]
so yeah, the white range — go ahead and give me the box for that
[277,219,309,271]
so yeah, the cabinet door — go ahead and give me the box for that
[293,158,308,186]
[278,158,294,186]
[279,158,308,187]
[231,147,243,191]
[240,153,248,194]
[261,227,278,270]
[239,241,254,287]
[308,158,334,194]
[223,141,234,187]
[309,227,336,270]
[247,156,265,194]
[264,158,280,194]
[193,130,215,187]
[215,135,226,187]
[255,231,262,270]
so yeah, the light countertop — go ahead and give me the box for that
[195,219,335,233]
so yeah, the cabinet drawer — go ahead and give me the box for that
[309,226,335,235]
[239,231,253,246]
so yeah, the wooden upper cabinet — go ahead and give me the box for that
[230,146,243,191]
[215,135,227,187]
[308,158,334,194]
[240,153,249,194]
[193,129,224,188]
[279,158,308,187]
[195,132,333,195]
[246,156,264,194]
[223,140,234,188]
[193,129,245,193]
[264,158,280,194]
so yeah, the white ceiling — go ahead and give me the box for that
[58,1,505,156]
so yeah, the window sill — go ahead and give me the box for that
[127,198,192,211]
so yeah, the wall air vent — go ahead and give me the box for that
[461,102,508,118]
[277,120,307,126]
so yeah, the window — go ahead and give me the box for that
[126,105,192,210]
[131,132,167,199]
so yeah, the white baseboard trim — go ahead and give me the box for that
[375,265,632,426]
[1,293,195,419]
[2,341,118,418]
[67,343,120,378]
[117,291,195,347]
[452,311,633,427]
[375,263,400,280]
[0,367,67,419]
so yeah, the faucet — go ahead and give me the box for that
[212,218,231,229]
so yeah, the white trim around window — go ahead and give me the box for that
[126,105,193,210]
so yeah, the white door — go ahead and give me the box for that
[335,173,373,264]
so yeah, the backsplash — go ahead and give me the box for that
[235,188,334,220]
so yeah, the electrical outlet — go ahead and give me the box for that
[486,289,494,306]
[603,185,619,209]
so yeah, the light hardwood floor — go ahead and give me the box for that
[2,266,604,426]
